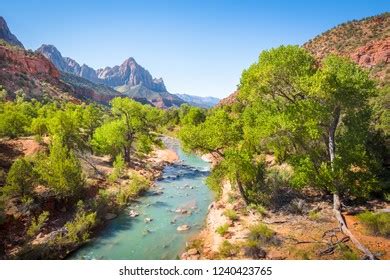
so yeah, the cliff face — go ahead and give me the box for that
[0,16,24,48]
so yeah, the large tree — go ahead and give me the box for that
[92,98,159,164]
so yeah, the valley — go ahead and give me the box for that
[0,11,389,261]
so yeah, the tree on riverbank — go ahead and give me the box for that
[179,45,388,259]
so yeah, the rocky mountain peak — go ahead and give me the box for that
[0,16,24,48]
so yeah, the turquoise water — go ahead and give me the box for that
[69,138,213,260]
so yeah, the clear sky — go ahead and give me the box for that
[1,0,389,98]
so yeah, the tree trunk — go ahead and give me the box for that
[329,106,375,260]
[236,172,249,205]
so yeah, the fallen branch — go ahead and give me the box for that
[333,193,376,260]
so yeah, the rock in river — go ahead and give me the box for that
[177,224,190,231]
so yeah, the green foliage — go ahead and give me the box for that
[248,203,267,216]
[357,211,390,237]
[215,223,229,236]
[223,209,239,221]
[336,243,360,260]
[92,97,159,163]
[218,240,239,258]
[27,211,49,238]
[248,223,276,245]
[116,172,150,205]
[108,154,125,182]
[180,107,206,126]
[64,201,97,243]
[0,100,38,138]
[36,137,84,199]
[308,210,321,221]
[3,158,36,198]
[179,108,241,154]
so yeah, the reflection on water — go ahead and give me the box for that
[69,138,213,260]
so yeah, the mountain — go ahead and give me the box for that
[303,12,390,86]
[115,84,185,108]
[175,93,219,108]
[36,44,187,108]
[0,16,24,48]
[0,40,79,102]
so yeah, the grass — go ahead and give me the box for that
[215,223,229,236]
[308,210,321,221]
[248,203,267,216]
[357,211,390,237]
[336,244,360,260]
[223,209,239,221]
[218,240,239,258]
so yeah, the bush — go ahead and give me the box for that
[27,211,49,238]
[248,223,276,245]
[218,240,239,258]
[65,201,97,243]
[357,211,390,237]
[108,154,125,182]
[308,210,321,221]
[224,209,239,221]
[116,172,150,205]
[248,203,267,216]
[215,223,229,236]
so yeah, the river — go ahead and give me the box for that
[69,138,213,260]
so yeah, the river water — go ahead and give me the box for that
[69,139,213,260]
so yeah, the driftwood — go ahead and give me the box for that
[333,194,376,260]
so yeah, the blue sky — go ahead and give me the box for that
[1,0,389,98]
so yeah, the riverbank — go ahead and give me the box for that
[0,136,180,259]
[68,137,213,260]
[182,179,390,260]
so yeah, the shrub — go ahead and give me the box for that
[27,211,49,238]
[224,209,239,221]
[65,201,97,243]
[215,223,229,236]
[248,203,267,216]
[108,154,125,182]
[357,211,390,237]
[218,240,239,258]
[308,210,321,221]
[248,223,276,245]
[336,243,360,260]
[116,172,150,205]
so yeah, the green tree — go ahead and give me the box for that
[92,98,158,164]
[36,137,84,199]
[3,158,36,198]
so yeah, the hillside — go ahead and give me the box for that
[303,12,390,85]
[0,40,77,102]
[217,13,390,107]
